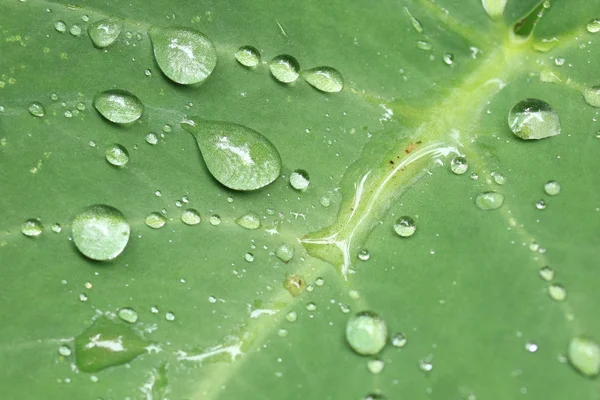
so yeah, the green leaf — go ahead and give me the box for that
[1,0,600,399]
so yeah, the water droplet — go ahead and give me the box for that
[276,243,294,263]
[587,18,600,33]
[165,311,176,321]
[339,304,351,314]
[583,86,600,108]
[234,45,261,67]
[475,191,504,210]
[117,307,139,324]
[525,342,538,352]
[162,124,172,133]
[94,90,144,124]
[367,359,385,374]
[154,190,162,197]
[209,215,221,225]
[51,223,62,233]
[404,7,423,33]
[69,24,82,36]
[548,284,567,301]
[21,219,43,237]
[416,40,432,50]
[419,359,433,372]
[76,102,86,111]
[364,394,386,400]
[544,180,561,196]
[508,99,561,140]
[269,55,300,83]
[72,205,130,261]
[50,92,59,101]
[79,293,88,302]
[145,132,158,145]
[540,69,561,83]
[58,344,72,357]
[535,199,547,210]
[319,195,331,207]
[289,169,310,191]
[244,252,254,262]
[277,328,288,337]
[149,27,216,85]
[150,306,159,314]
[145,212,167,229]
[74,317,149,372]
[357,249,371,261]
[306,302,317,311]
[301,66,344,93]
[568,336,600,377]
[235,212,261,230]
[54,20,67,33]
[28,102,45,117]
[181,209,201,225]
[181,117,282,191]
[144,69,152,77]
[450,156,468,174]
[394,216,416,238]
[391,332,407,348]
[285,311,297,322]
[491,171,506,185]
[443,53,454,65]
[284,274,306,296]
[539,266,555,281]
[346,311,388,356]
[105,144,130,167]
[315,277,325,287]
[481,0,507,19]
[88,18,122,48]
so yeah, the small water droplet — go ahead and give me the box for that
[144,69,152,77]
[391,332,407,348]
[154,190,162,197]
[118,307,139,324]
[539,266,555,281]
[508,99,561,140]
[357,249,371,261]
[72,205,130,261]
[319,195,331,207]
[340,303,351,313]
[209,215,221,225]
[284,274,306,296]
[367,359,385,374]
[235,212,261,230]
[394,216,416,237]
[544,180,561,196]
[28,102,45,117]
[301,66,344,93]
[150,306,159,314]
[162,124,172,133]
[286,311,297,322]
[306,302,317,311]
[276,243,294,263]
[481,0,507,19]
[88,18,122,48]
[525,342,538,353]
[443,53,454,65]
[277,328,288,337]
[208,295,217,303]
[105,144,129,167]
[475,191,504,210]
[404,7,424,33]
[165,311,176,321]
[149,27,217,85]
[554,57,565,66]
[419,359,433,372]
[79,293,88,302]
[568,336,600,377]
[289,169,310,191]
[76,102,86,111]
[315,277,325,287]
[583,86,600,108]
[244,252,254,262]
[181,209,201,225]
[54,20,67,33]
[416,40,432,51]
[535,199,547,210]
[21,219,43,237]
[450,156,468,174]
[58,344,72,357]
[548,284,567,301]
[269,55,300,83]
[94,90,144,124]
[587,18,600,33]
[145,212,166,229]
[69,24,82,36]
[234,45,261,67]
[491,171,506,185]
[145,132,158,145]
[346,311,388,356]
[181,117,282,191]
[50,223,62,233]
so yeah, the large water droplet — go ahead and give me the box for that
[393,216,416,238]
[94,90,144,124]
[149,27,217,85]
[74,317,149,372]
[301,66,344,93]
[475,191,504,210]
[181,117,282,191]
[235,212,261,230]
[72,205,130,261]
[28,102,45,117]
[234,45,260,67]
[181,209,201,225]
[548,284,567,301]
[289,169,310,191]
[481,0,507,19]
[539,266,555,281]
[117,307,139,324]
[105,144,129,167]
[21,219,43,237]
[508,99,560,140]
[88,18,122,48]
[58,344,72,357]
[276,243,294,263]
[583,86,600,108]
[450,156,468,174]
[284,274,306,297]
[544,180,561,196]
[568,336,600,377]
[587,19,600,33]
[346,311,388,356]
[145,212,167,229]
[269,55,300,83]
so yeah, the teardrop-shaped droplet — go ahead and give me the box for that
[269,55,300,83]
[94,90,144,124]
[583,86,600,108]
[74,317,149,372]
[508,98,560,140]
[21,218,43,237]
[276,243,294,263]
[28,102,45,117]
[149,27,217,85]
[72,205,130,261]
[234,45,260,67]
[481,0,507,19]
[181,208,201,225]
[88,18,122,48]
[181,117,282,191]
[235,212,261,230]
[301,66,344,93]
[475,191,504,210]
[105,144,129,167]
[346,311,388,356]
[568,336,600,377]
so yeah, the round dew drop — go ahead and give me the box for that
[21,219,43,237]
[346,311,388,356]
[94,90,144,124]
[28,102,45,117]
[544,180,561,196]
[235,212,261,230]
[88,18,122,48]
[475,191,504,210]
[301,66,344,93]
[269,55,300,83]
[145,133,158,145]
[72,205,130,261]
[539,266,555,281]
[209,215,221,225]
[276,243,294,263]
[568,336,600,377]
[105,144,129,167]
[583,86,600,108]
[508,98,560,140]
[391,332,407,348]
[145,212,166,229]
[357,249,371,261]
[394,216,416,237]
[54,20,67,33]
[289,169,310,191]
[181,208,201,225]
[117,307,139,324]
[450,156,468,174]
[367,359,385,374]
[587,18,600,33]
[548,284,567,301]
[234,45,261,67]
